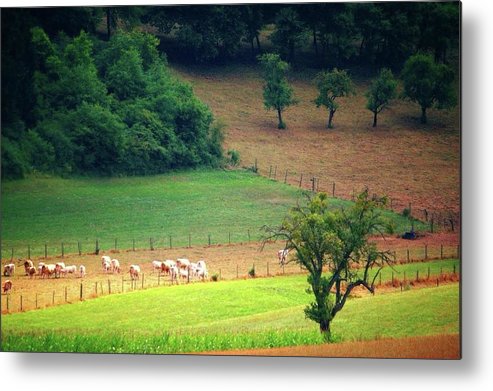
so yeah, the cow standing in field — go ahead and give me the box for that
[3,263,15,277]
[37,262,45,276]
[27,266,36,279]
[129,265,141,281]
[54,262,66,278]
[278,249,289,266]
[152,260,163,274]
[101,256,112,271]
[61,265,77,277]
[41,264,56,278]
[196,260,208,280]
[111,259,121,274]
[23,260,34,275]
[3,280,12,294]
[176,258,190,270]
[102,260,111,273]
[161,260,176,276]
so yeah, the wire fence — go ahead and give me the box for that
[1,254,460,314]
[249,158,460,233]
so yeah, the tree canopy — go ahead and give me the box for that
[366,68,398,127]
[262,190,393,340]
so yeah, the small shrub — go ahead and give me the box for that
[227,149,240,167]
[248,267,256,278]
[402,208,411,218]
[211,273,219,282]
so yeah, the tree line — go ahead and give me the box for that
[1,3,459,179]
[259,52,456,129]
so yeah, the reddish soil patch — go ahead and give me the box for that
[173,64,460,225]
[201,334,460,359]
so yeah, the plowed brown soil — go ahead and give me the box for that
[200,334,460,359]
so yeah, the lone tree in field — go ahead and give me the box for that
[366,68,398,127]
[314,68,355,128]
[258,53,296,129]
[400,53,456,124]
[262,190,393,341]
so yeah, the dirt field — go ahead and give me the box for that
[172,64,460,223]
[1,233,459,313]
[202,333,460,359]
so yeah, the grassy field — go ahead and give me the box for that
[1,169,426,259]
[1,274,459,354]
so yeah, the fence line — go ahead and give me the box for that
[253,160,460,232]
[1,256,460,314]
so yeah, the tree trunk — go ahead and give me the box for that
[313,29,319,58]
[320,319,331,342]
[328,109,335,128]
[373,111,378,127]
[277,108,284,129]
[255,34,261,52]
[106,8,112,40]
[421,107,427,124]
[251,38,255,59]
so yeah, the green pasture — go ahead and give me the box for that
[1,170,425,259]
[1,264,459,353]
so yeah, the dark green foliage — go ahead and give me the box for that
[258,53,297,129]
[227,149,241,167]
[366,68,398,127]
[262,190,393,340]
[270,7,307,63]
[401,53,457,124]
[1,27,223,178]
[314,69,355,128]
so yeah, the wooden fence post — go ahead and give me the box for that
[133,239,135,251]
[274,165,277,179]
[142,273,145,289]
[80,283,83,300]
[95,281,98,295]
[78,241,81,256]
[208,234,211,246]
[284,170,288,183]
[407,249,410,263]
[52,290,55,305]
[20,295,23,311]
[108,279,111,295]
[269,165,272,178]
[95,239,99,255]
[236,264,239,279]
[254,158,258,172]
[45,244,47,259]
[441,244,443,259]
[11,248,14,262]
[150,237,154,251]
[61,242,64,258]
[28,245,31,259]
[332,182,336,197]
[425,245,428,260]
[416,270,419,281]
[299,173,303,188]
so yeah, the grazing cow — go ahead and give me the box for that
[102,260,111,273]
[111,259,121,274]
[152,260,163,274]
[179,267,189,280]
[129,265,141,280]
[190,262,199,278]
[37,262,45,276]
[61,265,77,276]
[176,258,191,270]
[41,264,56,278]
[27,266,36,279]
[79,265,86,278]
[4,263,15,276]
[168,265,179,284]
[3,280,12,294]
[3,263,15,277]
[101,256,111,270]
[23,260,34,275]
[278,249,289,266]
[161,260,176,275]
[54,262,66,278]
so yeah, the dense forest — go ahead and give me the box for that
[1,3,460,179]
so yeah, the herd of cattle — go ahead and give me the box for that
[2,248,289,295]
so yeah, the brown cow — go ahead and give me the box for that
[24,259,34,275]
[3,280,12,294]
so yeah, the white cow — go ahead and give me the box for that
[111,259,121,274]
[102,260,111,273]
[61,265,77,276]
[27,266,36,279]
[129,265,141,280]
[278,249,289,266]
[3,263,15,277]
[37,262,45,276]
[101,256,112,269]
[196,260,208,280]
[55,262,66,278]
[79,265,86,278]
[23,260,34,275]
[152,260,163,274]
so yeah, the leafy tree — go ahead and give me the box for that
[241,5,264,58]
[262,190,393,341]
[401,53,456,124]
[366,68,398,127]
[258,53,297,129]
[270,7,306,63]
[314,68,355,128]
